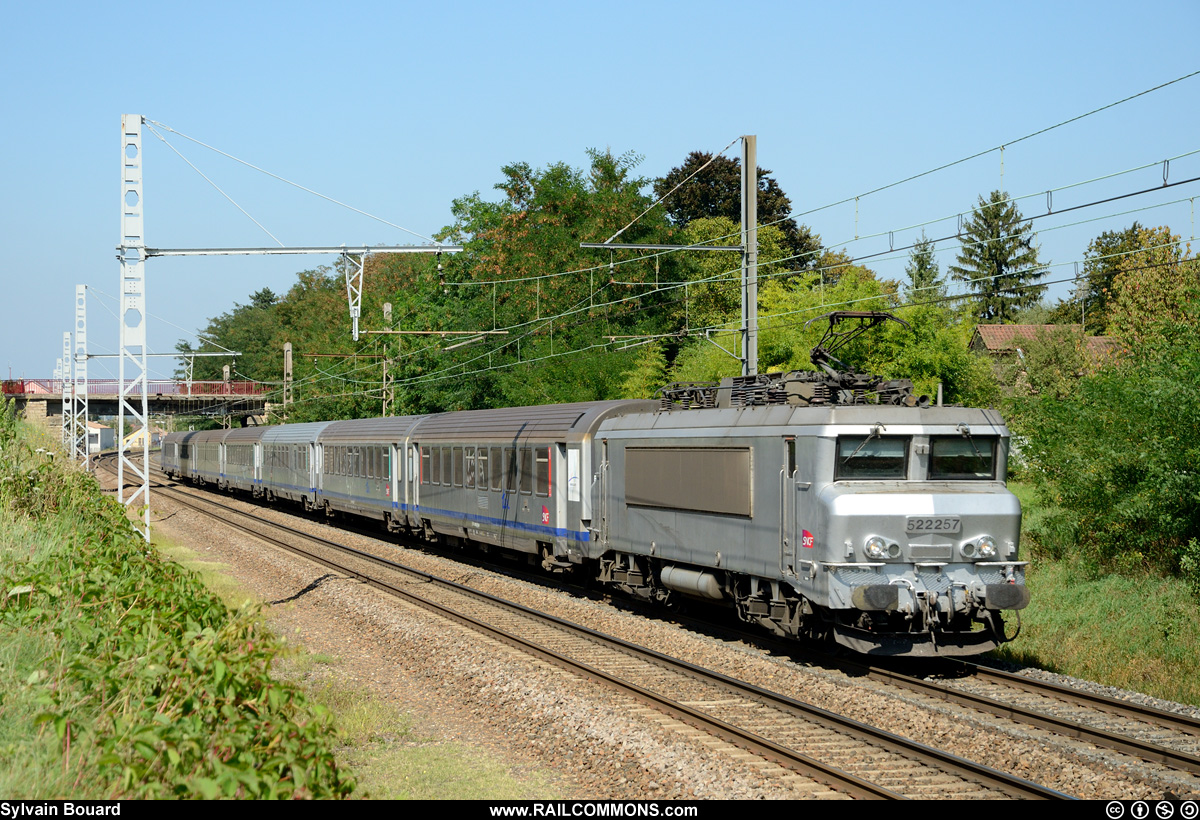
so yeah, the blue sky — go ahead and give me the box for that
[2,0,1197,382]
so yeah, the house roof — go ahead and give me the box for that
[969,324,1121,361]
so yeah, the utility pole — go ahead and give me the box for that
[118,114,151,539]
[115,113,460,541]
[740,135,758,377]
[72,285,89,467]
[61,333,72,449]
[581,134,760,377]
[282,342,293,414]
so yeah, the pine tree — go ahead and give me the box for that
[903,231,944,301]
[949,191,1046,322]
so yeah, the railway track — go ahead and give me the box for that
[114,459,1066,801]
[697,615,1200,780]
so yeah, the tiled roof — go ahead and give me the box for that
[971,325,1077,350]
[970,324,1122,360]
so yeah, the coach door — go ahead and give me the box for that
[407,442,419,516]
[781,437,798,578]
[596,440,609,547]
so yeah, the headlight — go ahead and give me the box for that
[976,535,997,559]
[865,536,888,559]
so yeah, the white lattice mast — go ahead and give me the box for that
[118,114,150,539]
[61,332,72,448]
[72,285,89,466]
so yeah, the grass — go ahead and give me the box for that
[991,481,1200,705]
[0,516,96,797]
[272,650,563,800]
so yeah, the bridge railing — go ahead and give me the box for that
[2,379,272,397]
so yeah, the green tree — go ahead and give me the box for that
[903,231,944,302]
[1106,225,1197,345]
[949,190,1047,322]
[618,340,669,400]
[1066,223,1145,334]
[653,151,822,268]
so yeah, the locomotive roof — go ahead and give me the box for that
[412,400,653,443]
[600,403,1010,435]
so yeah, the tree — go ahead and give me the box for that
[653,151,822,268]
[1066,223,1145,334]
[1106,225,1197,345]
[903,231,944,302]
[949,191,1047,322]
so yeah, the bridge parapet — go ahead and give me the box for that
[3,379,270,398]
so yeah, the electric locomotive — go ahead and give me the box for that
[160,312,1028,657]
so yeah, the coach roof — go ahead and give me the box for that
[412,400,653,443]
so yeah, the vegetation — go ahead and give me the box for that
[903,231,945,302]
[0,400,353,798]
[1009,237,1200,587]
[162,536,562,799]
[996,484,1200,706]
[949,190,1047,322]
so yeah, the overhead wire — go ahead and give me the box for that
[146,118,436,244]
[150,72,1200,410]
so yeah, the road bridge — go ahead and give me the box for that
[2,379,270,437]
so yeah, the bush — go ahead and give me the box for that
[1010,310,1200,580]
[0,402,354,798]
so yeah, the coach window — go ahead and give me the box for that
[429,447,441,484]
[383,448,391,481]
[503,448,517,492]
[491,447,504,490]
[451,447,463,487]
[464,447,476,489]
[519,448,534,495]
[535,447,551,497]
[477,448,488,489]
[421,446,431,485]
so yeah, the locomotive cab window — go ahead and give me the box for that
[835,436,909,480]
[929,436,997,480]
